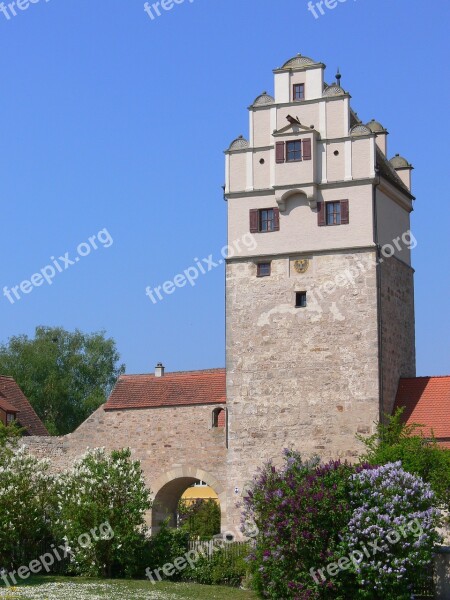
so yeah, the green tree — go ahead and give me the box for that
[0,326,125,435]
[178,498,221,538]
[359,408,450,509]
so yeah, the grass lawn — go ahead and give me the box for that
[0,576,258,599]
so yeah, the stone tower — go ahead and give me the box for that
[224,54,416,532]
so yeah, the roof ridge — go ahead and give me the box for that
[400,375,450,380]
[120,368,226,378]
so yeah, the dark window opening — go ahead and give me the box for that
[293,84,305,101]
[257,262,271,277]
[286,141,302,162]
[296,292,307,308]
[213,408,226,428]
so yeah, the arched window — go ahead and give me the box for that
[212,407,226,428]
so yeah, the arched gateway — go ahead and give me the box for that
[151,466,227,534]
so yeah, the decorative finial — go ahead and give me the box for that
[336,68,342,86]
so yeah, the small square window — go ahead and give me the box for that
[257,263,271,277]
[293,84,305,101]
[286,141,302,162]
[326,202,341,225]
[295,292,307,308]
[6,413,15,425]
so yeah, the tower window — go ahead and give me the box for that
[257,262,271,277]
[212,408,226,428]
[286,141,302,162]
[295,292,307,308]
[260,209,275,232]
[326,202,341,225]
[249,208,280,233]
[317,200,349,226]
[293,84,305,101]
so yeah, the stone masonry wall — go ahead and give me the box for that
[23,403,227,529]
[225,249,381,531]
[379,256,416,416]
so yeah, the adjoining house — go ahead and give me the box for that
[395,376,450,448]
[0,376,48,436]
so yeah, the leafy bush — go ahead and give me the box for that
[0,441,56,570]
[182,544,248,587]
[144,520,189,579]
[178,498,221,538]
[54,447,152,578]
[359,409,450,510]
[243,450,441,600]
[243,450,356,599]
[343,461,441,600]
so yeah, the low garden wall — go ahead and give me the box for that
[434,547,450,600]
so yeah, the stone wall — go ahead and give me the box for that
[23,403,227,532]
[225,248,381,532]
[379,255,416,416]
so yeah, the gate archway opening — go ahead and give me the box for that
[151,468,226,535]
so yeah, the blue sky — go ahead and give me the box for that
[0,0,448,376]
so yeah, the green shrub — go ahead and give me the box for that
[243,450,440,599]
[54,447,152,578]
[359,408,450,510]
[0,443,56,571]
[144,520,189,579]
[178,498,221,538]
[182,544,249,587]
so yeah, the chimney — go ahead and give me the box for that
[155,362,165,377]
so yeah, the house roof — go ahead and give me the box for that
[104,368,226,411]
[0,393,20,413]
[394,376,450,448]
[0,377,49,436]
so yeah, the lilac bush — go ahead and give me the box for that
[243,453,441,600]
[343,461,441,599]
[242,451,357,599]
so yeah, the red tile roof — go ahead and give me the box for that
[0,393,20,413]
[0,377,49,436]
[104,369,226,411]
[394,376,450,447]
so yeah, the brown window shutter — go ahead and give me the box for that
[317,202,326,226]
[276,141,285,163]
[273,207,280,231]
[340,200,349,224]
[249,209,259,233]
[303,138,312,160]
